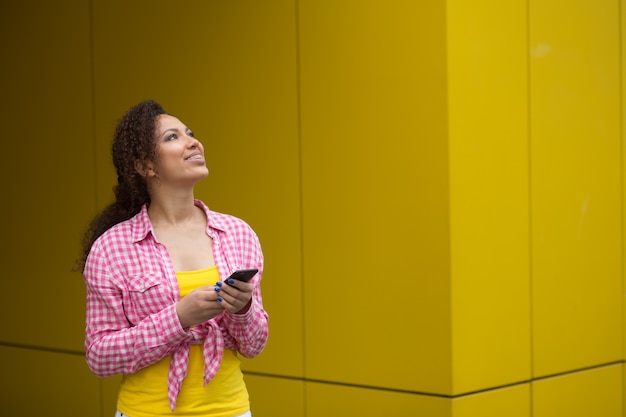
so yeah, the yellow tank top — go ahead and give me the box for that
[117,266,249,417]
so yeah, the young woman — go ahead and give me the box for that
[78,100,268,416]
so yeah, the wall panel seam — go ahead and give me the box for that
[526,0,534,415]
[0,341,84,357]
[294,1,307,416]
[244,360,625,399]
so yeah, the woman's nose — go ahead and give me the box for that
[188,136,200,148]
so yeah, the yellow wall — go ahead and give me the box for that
[0,0,624,416]
[299,0,453,394]
[530,0,623,379]
[447,0,531,394]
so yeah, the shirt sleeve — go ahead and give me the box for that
[83,240,190,377]
[220,226,269,358]
[221,275,269,358]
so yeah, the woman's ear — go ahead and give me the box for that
[134,160,156,178]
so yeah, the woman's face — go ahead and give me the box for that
[149,114,209,185]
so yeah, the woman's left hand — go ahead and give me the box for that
[214,279,254,314]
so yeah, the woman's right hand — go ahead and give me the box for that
[175,286,225,329]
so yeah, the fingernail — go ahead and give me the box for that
[217,297,223,302]
[227,279,235,285]
[215,281,223,287]
[214,287,221,293]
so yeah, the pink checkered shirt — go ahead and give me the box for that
[83,200,268,411]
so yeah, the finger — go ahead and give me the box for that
[216,290,250,312]
[218,287,252,309]
[221,280,253,294]
[201,288,221,302]
[191,285,221,300]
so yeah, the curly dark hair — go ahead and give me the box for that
[75,100,167,271]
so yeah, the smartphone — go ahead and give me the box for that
[226,268,258,284]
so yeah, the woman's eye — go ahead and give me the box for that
[187,131,195,138]
[166,134,177,141]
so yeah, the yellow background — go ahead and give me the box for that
[0,0,624,416]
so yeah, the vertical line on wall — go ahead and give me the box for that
[294,0,308,415]
[526,0,534,414]
[88,0,98,214]
[618,1,625,415]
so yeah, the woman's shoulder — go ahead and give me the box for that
[198,204,257,240]
[92,211,145,248]
[196,200,251,228]
[209,209,255,233]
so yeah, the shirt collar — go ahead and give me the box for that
[130,199,226,243]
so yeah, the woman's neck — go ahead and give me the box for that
[147,189,199,227]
